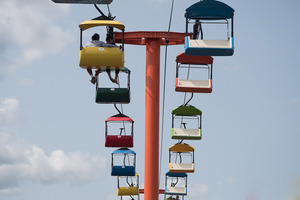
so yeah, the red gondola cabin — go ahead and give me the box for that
[105,113,134,148]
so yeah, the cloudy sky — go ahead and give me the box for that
[1,0,300,200]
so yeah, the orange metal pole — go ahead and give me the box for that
[115,31,186,199]
[145,38,160,200]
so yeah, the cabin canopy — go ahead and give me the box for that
[112,148,136,155]
[106,113,133,122]
[169,143,194,152]
[79,20,125,31]
[185,0,234,20]
[176,53,213,65]
[172,105,202,116]
[166,172,187,178]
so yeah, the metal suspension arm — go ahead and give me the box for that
[94,4,107,18]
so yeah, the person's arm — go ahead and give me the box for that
[100,41,117,48]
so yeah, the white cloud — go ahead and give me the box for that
[188,183,211,200]
[291,98,300,105]
[216,181,223,186]
[106,193,118,200]
[0,187,21,195]
[227,176,239,185]
[0,133,107,195]
[223,64,241,72]
[0,0,73,73]
[19,78,35,87]
[216,176,239,187]
[0,98,21,126]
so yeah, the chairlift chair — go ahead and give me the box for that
[185,0,235,56]
[172,105,202,140]
[165,172,188,195]
[105,113,134,148]
[111,148,136,176]
[79,20,125,68]
[117,173,140,199]
[169,143,194,173]
[175,53,213,93]
[95,67,131,104]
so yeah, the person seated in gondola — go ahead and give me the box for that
[192,19,201,39]
[105,34,120,84]
[85,33,118,84]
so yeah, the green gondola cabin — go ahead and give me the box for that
[95,67,131,104]
[172,105,202,140]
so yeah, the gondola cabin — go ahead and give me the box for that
[79,20,125,68]
[169,143,194,173]
[95,67,131,104]
[185,0,235,56]
[111,148,136,176]
[175,53,213,93]
[165,172,188,195]
[51,0,112,4]
[172,105,202,140]
[117,174,140,198]
[105,113,134,148]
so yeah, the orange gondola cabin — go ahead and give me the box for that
[175,53,213,93]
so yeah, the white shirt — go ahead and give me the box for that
[86,40,117,47]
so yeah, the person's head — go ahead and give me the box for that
[91,33,100,41]
[106,34,114,44]
[176,195,179,199]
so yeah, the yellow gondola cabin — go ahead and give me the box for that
[79,20,125,68]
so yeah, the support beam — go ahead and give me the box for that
[144,38,160,200]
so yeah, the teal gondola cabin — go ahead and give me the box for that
[185,0,235,56]
[165,172,188,195]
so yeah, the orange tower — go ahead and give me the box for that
[116,31,186,200]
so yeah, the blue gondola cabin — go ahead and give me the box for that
[111,148,136,176]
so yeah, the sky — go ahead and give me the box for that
[0,0,300,200]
